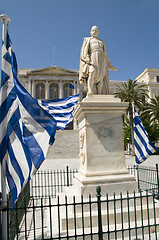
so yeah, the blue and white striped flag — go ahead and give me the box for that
[69,83,75,89]
[38,94,79,130]
[133,106,157,164]
[0,33,57,207]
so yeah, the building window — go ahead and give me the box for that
[63,83,73,98]
[157,76,159,83]
[36,83,45,99]
[49,83,59,99]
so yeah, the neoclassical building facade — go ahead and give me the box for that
[135,68,159,100]
[19,66,80,100]
[19,66,159,102]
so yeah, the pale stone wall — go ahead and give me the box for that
[135,68,159,99]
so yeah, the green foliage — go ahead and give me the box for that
[123,116,131,147]
[114,79,148,110]
[141,115,159,145]
[140,96,159,154]
[114,79,159,155]
[114,79,148,154]
[141,115,159,155]
[141,96,159,124]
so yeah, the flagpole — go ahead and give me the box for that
[0,14,10,240]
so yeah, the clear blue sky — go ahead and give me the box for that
[0,0,159,81]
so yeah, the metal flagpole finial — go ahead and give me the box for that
[0,14,10,23]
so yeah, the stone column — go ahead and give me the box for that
[72,95,137,196]
[32,81,35,98]
[148,85,152,101]
[59,81,63,98]
[73,81,76,95]
[77,81,80,94]
[28,80,32,95]
[45,81,49,99]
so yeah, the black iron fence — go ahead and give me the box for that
[30,165,159,199]
[1,164,159,240]
[6,182,30,240]
[3,167,77,240]
[30,166,78,199]
[128,164,159,196]
[5,188,159,240]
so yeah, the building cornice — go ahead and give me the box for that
[136,68,159,81]
[19,66,79,78]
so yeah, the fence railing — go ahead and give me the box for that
[30,165,159,199]
[2,164,159,239]
[30,166,78,198]
[6,188,159,240]
[6,182,30,240]
[128,164,159,196]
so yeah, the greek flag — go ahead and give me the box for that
[133,106,157,164]
[38,94,79,130]
[69,83,75,89]
[0,33,57,207]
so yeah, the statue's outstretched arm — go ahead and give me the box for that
[104,42,118,71]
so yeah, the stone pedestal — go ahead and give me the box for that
[72,95,137,196]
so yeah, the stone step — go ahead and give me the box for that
[18,205,48,240]
[46,194,159,239]
[56,191,156,213]
[47,217,159,240]
[61,202,159,230]
[46,130,79,159]
[117,233,159,240]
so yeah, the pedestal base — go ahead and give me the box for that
[71,170,138,197]
[71,95,138,196]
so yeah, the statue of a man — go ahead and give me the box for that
[79,26,117,95]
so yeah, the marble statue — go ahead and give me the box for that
[79,26,117,95]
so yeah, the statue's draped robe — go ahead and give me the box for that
[79,37,110,94]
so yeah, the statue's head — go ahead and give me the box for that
[90,26,99,38]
